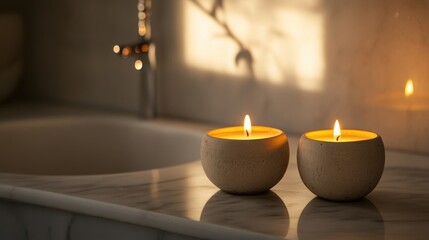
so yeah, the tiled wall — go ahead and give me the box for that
[20,0,141,112]
[0,1,23,101]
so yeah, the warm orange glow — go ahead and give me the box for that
[334,119,341,141]
[137,2,145,11]
[405,79,414,97]
[113,45,120,53]
[306,129,377,142]
[244,114,251,137]
[135,60,143,70]
[138,12,146,20]
[122,47,131,57]
[209,126,282,140]
[141,44,149,52]
[138,23,146,36]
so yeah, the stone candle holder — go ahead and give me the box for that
[201,126,289,195]
[297,130,385,201]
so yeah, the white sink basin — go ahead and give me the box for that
[0,116,205,175]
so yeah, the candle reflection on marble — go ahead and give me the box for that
[297,120,385,201]
[298,197,384,239]
[200,190,289,237]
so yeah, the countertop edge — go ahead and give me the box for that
[0,183,284,240]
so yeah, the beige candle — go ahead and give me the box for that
[201,115,289,194]
[297,120,385,201]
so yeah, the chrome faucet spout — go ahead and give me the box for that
[139,44,156,119]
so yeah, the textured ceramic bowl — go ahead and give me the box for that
[297,130,385,201]
[201,126,289,194]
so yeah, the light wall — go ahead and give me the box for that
[155,0,429,155]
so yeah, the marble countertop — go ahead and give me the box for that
[0,102,428,239]
[1,138,429,239]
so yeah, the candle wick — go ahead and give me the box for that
[246,129,249,137]
[336,135,340,141]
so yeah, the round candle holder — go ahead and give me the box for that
[201,126,289,195]
[297,130,385,201]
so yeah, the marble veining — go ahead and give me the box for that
[0,134,429,239]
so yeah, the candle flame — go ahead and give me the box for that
[244,114,251,137]
[334,119,341,141]
[405,79,414,97]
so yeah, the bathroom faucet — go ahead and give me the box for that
[139,43,156,119]
[114,0,156,119]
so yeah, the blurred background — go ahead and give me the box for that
[1,0,428,154]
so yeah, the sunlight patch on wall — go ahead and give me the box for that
[183,0,325,91]
[183,0,249,78]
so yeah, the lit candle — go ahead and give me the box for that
[305,121,379,142]
[405,79,414,97]
[208,115,283,140]
[201,115,289,194]
[401,78,429,111]
[297,120,385,201]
